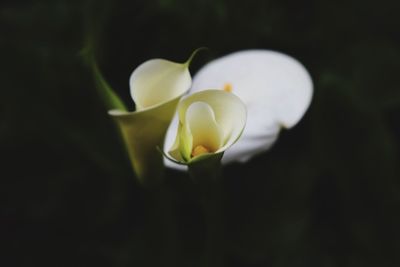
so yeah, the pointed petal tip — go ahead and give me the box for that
[129,58,192,111]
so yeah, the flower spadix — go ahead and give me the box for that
[106,54,195,185]
[165,50,312,168]
[166,90,246,166]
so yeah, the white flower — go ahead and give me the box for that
[128,58,192,111]
[166,90,246,165]
[164,49,313,168]
[108,57,192,184]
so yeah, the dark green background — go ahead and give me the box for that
[2,0,400,266]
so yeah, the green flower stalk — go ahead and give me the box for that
[164,89,247,267]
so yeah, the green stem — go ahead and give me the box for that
[144,184,179,267]
[201,181,225,267]
[188,154,225,267]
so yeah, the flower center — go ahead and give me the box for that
[191,145,211,157]
[223,83,233,92]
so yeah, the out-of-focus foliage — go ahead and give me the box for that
[1,0,400,266]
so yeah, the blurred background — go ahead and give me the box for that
[2,0,400,266]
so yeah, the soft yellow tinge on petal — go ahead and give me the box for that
[178,121,193,162]
[191,145,211,157]
[180,90,246,153]
[185,101,222,157]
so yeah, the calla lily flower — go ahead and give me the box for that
[164,49,312,168]
[107,56,193,185]
[165,90,247,166]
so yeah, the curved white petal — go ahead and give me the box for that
[130,59,191,110]
[108,96,182,184]
[166,90,246,164]
[179,90,247,153]
[185,102,223,155]
[164,116,188,170]
[191,49,313,163]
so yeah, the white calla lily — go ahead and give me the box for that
[165,49,312,168]
[129,59,191,111]
[107,55,193,185]
[166,90,247,165]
